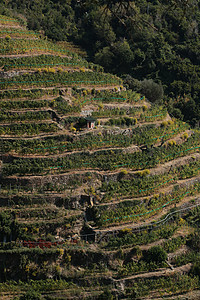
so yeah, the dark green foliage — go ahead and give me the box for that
[19,290,42,300]
[2,0,197,123]
[0,212,20,242]
[98,288,114,300]
[187,231,200,252]
[190,263,200,277]
[140,79,164,103]
[144,246,167,264]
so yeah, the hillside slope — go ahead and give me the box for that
[0,16,200,300]
[1,0,200,126]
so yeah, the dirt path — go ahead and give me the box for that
[98,116,169,125]
[0,118,54,126]
[98,173,200,208]
[96,174,200,207]
[167,245,189,260]
[16,210,82,224]
[139,227,193,251]
[95,194,200,233]
[0,95,56,102]
[104,101,150,108]
[0,84,121,93]
[153,289,200,300]
[0,36,38,40]
[9,144,140,159]
[5,153,200,180]
[0,53,72,58]
[113,263,192,282]
[0,116,178,142]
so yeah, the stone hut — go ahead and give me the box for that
[86,116,96,129]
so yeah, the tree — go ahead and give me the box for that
[140,79,163,103]
[145,246,167,264]
[190,262,200,277]
[95,47,114,70]
[187,231,200,252]
[98,287,114,300]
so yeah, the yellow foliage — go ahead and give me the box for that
[98,103,104,110]
[120,169,128,175]
[136,169,150,177]
[161,121,168,127]
[70,126,76,133]
[182,132,188,140]
[178,218,186,225]
[43,67,49,73]
[90,186,96,195]
[167,120,174,125]
[64,253,71,265]
[25,265,30,273]
[65,223,71,229]
[55,265,61,273]
[48,67,56,73]
[59,248,64,256]
[167,140,176,147]
[57,67,63,72]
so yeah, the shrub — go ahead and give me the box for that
[57,67,63,72]
[187,231,200,252]
[136,169,150,177]
[70,126,76,133]
[182,132,189,140]
[19,289,41,300]
[48,67,56,73]
[161,121,168,127]
[98,288,114,300]
[190,263,200,277]
[120,169,128,176]
[5,35,11,40]
[167,120,174,125]
[145,246,167,264]
[140,79,163,103]
[166,140,176,147]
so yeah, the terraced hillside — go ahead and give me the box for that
[0,16,200,300]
